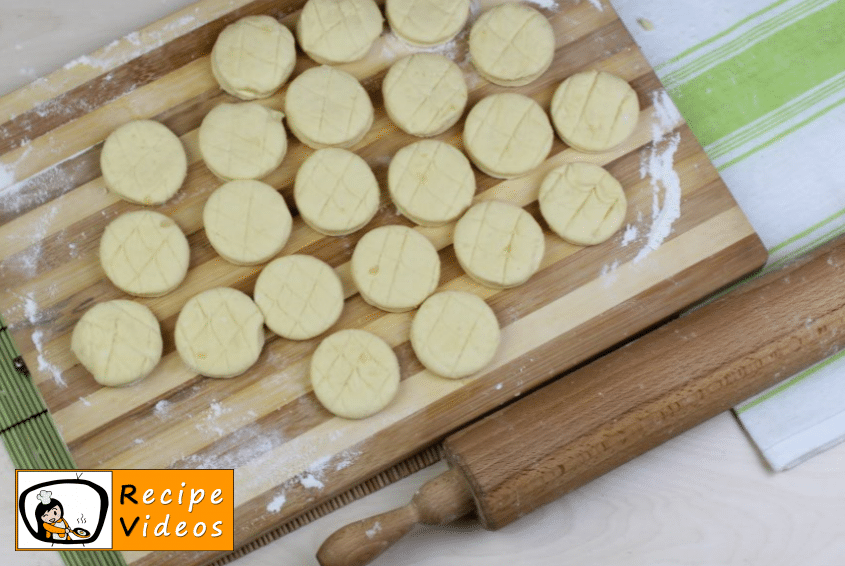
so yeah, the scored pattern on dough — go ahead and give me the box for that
[391,0,467,40]
[288,69,371,145]
[176,289,263,376]
[101,212,188,294]
[299,0,382,63]
[471,4,553,80]
[201,106,281,177]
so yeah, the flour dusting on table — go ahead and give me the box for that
[266,492,287,513]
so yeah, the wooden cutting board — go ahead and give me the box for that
[0,0,767,564]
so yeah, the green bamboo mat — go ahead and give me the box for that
[0,314,126,566]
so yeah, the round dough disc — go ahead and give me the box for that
[469,3,555,87]
[463,93,553,179]
[551,70,640,152]
[203,180,292,265]
[454,200,545,289]
[386,0,470,46]
[100,120,187,205]
[310,329,400,419]
[294,148,380,236]
[71,300,162,386]
[382,53,467,137]
[410,291,500,379]
[100,210,190,297]
[388,140,475,226]
[211,15,296,100]
[297,0,383,65]
[539,162,627,246]
[351,225,440,312]
[175,287,265,378]
[254,255,344,340]
[285,66,374,149]
[198,102,288,180]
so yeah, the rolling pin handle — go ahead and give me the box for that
[317,467,475,566]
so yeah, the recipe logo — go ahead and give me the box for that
[16,469,234,552]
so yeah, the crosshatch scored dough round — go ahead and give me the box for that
[411,291,500,379]
[203,180,292,265]
[351,225,441,312]
[539,162,628,246]
[198,102,287,180]
[454,200,545,289]
[254,255,344,340]
[285,66,375,149]
[100,210,190,297]
[211,15,296,100]
[175,287,265,378]
[463,93,553,179]
[386,0,470,46]
[297,0,383,65]
[100,120,187,205]
[469,3,555,87]
[383,53,468,137]
[551,70,640,152]
[310,329,400,419]
[295,148,380,236]
[388,140,475,226]
[71,300,163,387]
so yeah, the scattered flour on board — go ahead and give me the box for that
[365,521,382,539]
[266,492,287,513]
[586,0,604,11]
[31,330,66,387]
[523,0,560,10]
[634,90,683,264]
[620,224,639,247]
[299,473,325,490]
[153,399,172,419]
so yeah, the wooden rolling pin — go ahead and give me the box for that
[317,234,845,566]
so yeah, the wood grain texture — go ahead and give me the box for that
[0,0,766,564]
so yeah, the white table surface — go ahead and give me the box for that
[1,1,844,565]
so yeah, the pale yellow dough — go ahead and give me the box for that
[386,0,469,46]
[285,66,374,149]
[203,180,292,265]
[469,3,555,87]
[211,15,296,100]
[410,291,500,379]
[71,300,162,387]
[100,120,187,205]
[310,329,400,419]
[463,93,553,179]
[388,140,475,226]
[297,0,383,65]
[454,200,545,288]
[175,287,265,378]
[382,53,467,137]
[539,162,627,246]
[100,210,190,297]
[198,102,287,180]
[254,255,344,340]
[295,148,380,236]
[550,70,640,152]
[351,225,440,312]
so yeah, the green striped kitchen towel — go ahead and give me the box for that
[614,0,845,470]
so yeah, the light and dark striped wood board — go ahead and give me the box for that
[0,0,767,564]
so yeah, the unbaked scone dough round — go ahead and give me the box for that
[386,0,470,46]
[310,329,400,419]
[539,162,627,246]
[388,140,475,226]
[285,66,374,149]
[294,148,380,236]
[198,102,287,180]
[454,200,545,288]
[211,15,296,100]
[175,287,265,378]
[383,53,467,137]
[411,291,500,379]
[297,0,383,65]
[100,120,187,205]
[469,3,555,87]
[351,225,440,312]
[100,210,190,297]
[463,93,553,179]
[551,70,640,152]
[203,180,292,265]
[254,255,344,340]
[71,300,162,387]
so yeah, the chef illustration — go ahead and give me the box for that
[34,490,71,541]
